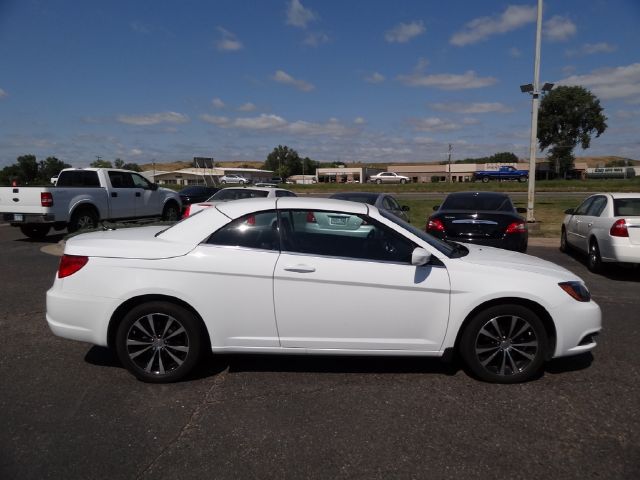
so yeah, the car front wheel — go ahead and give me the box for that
[115,301,204,383]
[460,304,548,383]
[587,240,603,273]
[560,227,570,253]
[376,179,382,184]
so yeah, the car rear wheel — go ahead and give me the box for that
[376,179,382,184]
[518,176,527,183]
[587,240,603,273]
[162,202,180,221]
[68,208,98,233]
[115,301,204,383]
[19,224,51,239]
[482,176,489,183]
[400,178,407,184]
[460,304,548,383]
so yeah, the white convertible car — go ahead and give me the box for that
[47,197,601,384]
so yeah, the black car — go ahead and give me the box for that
[427,191,528,252]
[329,192,411,223]
[178,186,219,205]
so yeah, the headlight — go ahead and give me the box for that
[558,281,591,302]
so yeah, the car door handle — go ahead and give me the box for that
[283,265,316,273]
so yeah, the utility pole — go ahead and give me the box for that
[447,144,453,183]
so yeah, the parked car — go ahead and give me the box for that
[47,197,601,384]
[473,166,528,183]
[182,186,297,217]
[220,174,250,185]
[427,191,528,252]
[561,193,640,272]
[0,168,181,239]
[177,186,219,205]
[368,172,410,184]
[329,192,410,222]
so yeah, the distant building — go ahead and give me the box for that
[148,167,274,186]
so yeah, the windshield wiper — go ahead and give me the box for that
[444,239,469,258]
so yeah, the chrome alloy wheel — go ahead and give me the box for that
[474,314,539,377]
[125,313,190,376]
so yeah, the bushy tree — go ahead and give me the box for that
[538,86,607,176]
[38,156,71,182]
[90,159,113,168]
[264,145,302,178]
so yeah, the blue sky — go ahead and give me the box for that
[1,0,639,167]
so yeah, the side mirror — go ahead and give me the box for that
[402,205,410,211]
[564,208,575,215]
[150,183,159,191]
[432,205,440,211]
[516,207,527,214]
[411,247,432,266]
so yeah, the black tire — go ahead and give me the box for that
[19,224,51,239]
[376,179,382,184]
[115,301,204,383]
[68,207,98,233]
[482,176,490,183]
[518,176,527,183]
[560,227,570,253]
[587,239,603,273]
[460,304,548,383]
[162,202,180,221]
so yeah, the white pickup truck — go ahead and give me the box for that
[0,168,181,239]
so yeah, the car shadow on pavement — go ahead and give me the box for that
[16,233,66,244]
[564,248,640,282]
[544,352,594,374]
[221,354,461,377]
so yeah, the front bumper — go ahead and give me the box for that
[552,299,602,358]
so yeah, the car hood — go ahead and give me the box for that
[64,226,196,259]
[457,243,580,281]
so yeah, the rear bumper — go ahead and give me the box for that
[4,213,56,224]
[603,240,640,264]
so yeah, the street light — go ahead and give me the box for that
[519,0,554,223]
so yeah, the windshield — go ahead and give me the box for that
[210,189,269,201]
[379,209,467,258]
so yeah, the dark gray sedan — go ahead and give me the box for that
[329,192,410,222]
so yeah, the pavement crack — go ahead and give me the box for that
[134,366,229,480]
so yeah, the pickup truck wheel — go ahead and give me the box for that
[518,176,527,183]
[68,208,98,233]
[162,202,180,221]
[19,224,51,240]
[460,304,548,383]
[115,301,204,383]
[481,176,490,183]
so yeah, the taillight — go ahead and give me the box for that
[41,192,53,207]
[181,205,191,218]
[58,255,89,278]
[306,211,317,223]
[610,219,629,237]
[505,221,527,234]
[426,218,445,233]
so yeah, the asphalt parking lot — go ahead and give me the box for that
[0,225,638,479]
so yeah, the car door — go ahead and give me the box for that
[579,195,608,250]
[566,196,594,252]
[273,208,451,352]
[131,172,162,217]
[187,210,281,347]
[106,171,137,219]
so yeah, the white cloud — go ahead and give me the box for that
[287,0,317,28]
[235,114,288,130]
[199,114,231,126]
[117,111,189,126]
[365,72,385,84]
[199,113,354,136]
[544,16,576,42]
[450,5,536,46]
[509,47,522,58]
[558,63,640,101]
[462,117,481,125]
[304,32,329,47]
[567,42,617,57]
[354,117,366,125]
[272,70,315,92]
[413,136,435,145]
[398,70,497,90]
[411,117,460,132]
[211,98,225,109]
[430,102,513,114]
[385,20,425,43]
[0,88,7,99]
[130,148,144,156]
[130,22,151,34]
[238,102,257,112]
[216,27,243,52]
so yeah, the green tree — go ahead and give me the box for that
[121,162,141,172]
[301,156,319,176]
[538,86,607,176]
[17,155,39,183]
[38,156,71,182]
[114,158,125,169]
[90,159,113,168]
[264,145,302,178]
